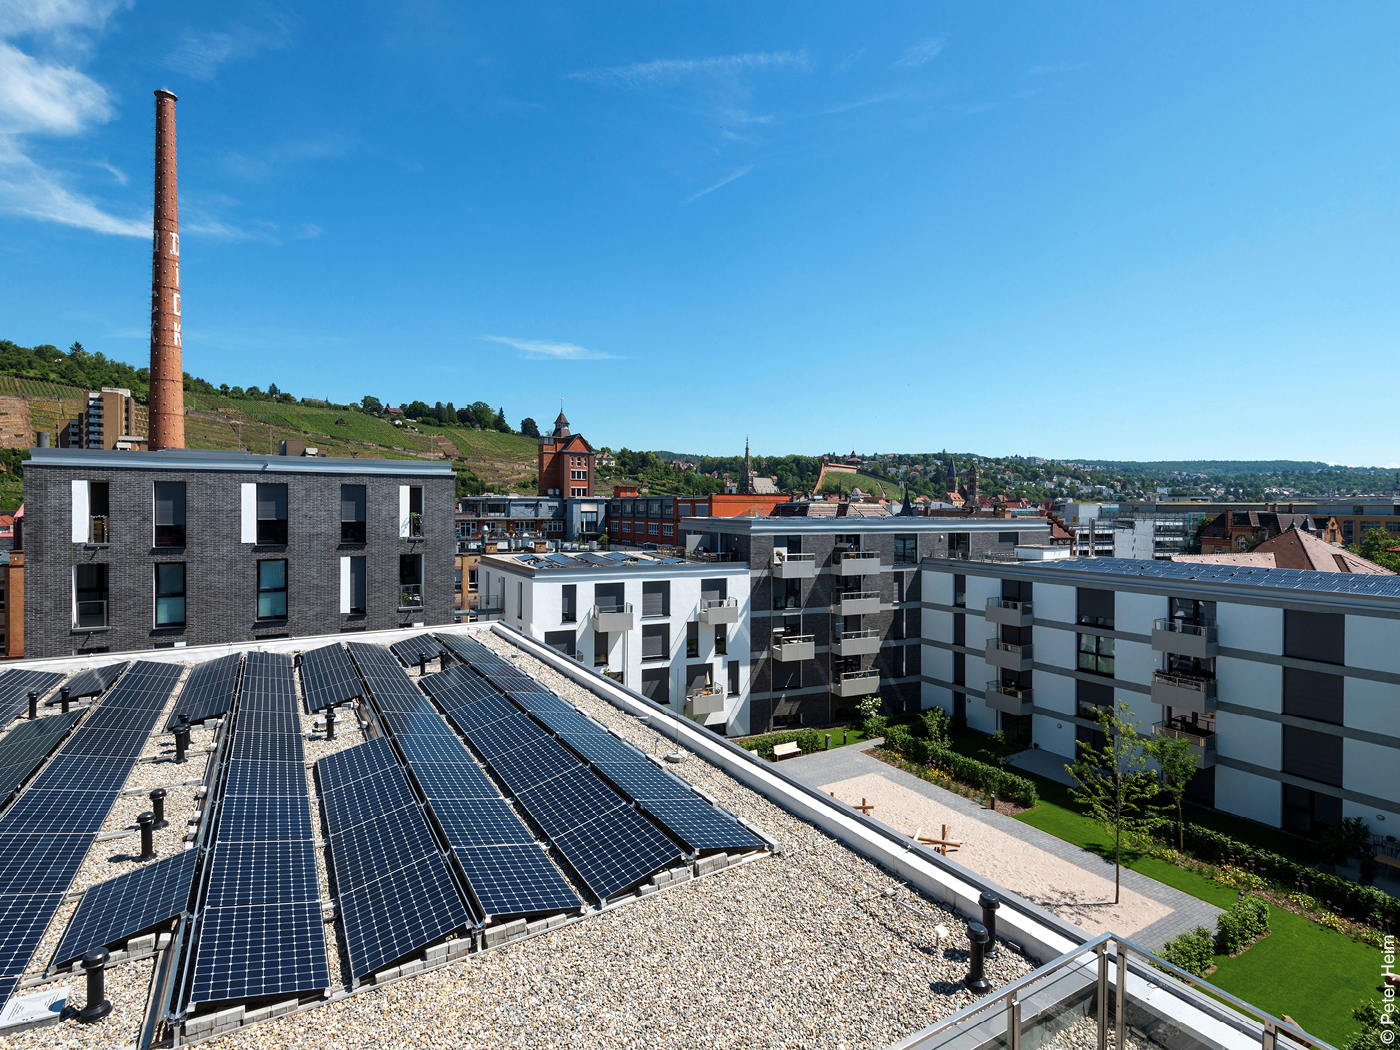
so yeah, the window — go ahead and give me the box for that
[648,522,659,535]
[407,486,424,538]
[545,520,563,533]
[571,487,587,497]
[517,581,523,619]
[715,625,727,656]
[1077,588,1114,628]
[661,524,674,537]
[1282,726,1343,787]
[678,503,692,516]
[620,521,631,533]
[773,578,801,611]
[74,564,109,628]
[728,659,740,696]
[544,630,575,655]
[341,485,366,543]
[154,482,186,547]
[400,554,424,607]
[642,623,669,660]
[641,667,670,704]
[894,535,917,565]
[1078,633,1115,675]
[594,630,609,668]
[349,556,366,614]
[642,581,670,618]
[256,484,288,545]
[88,482,110,543]
[998,532,1019,545]
[1283,610,1344,665]
[561,585,577,623]
[686,621,699,659]
[1282,668,1343,725]
[257,560,287,620]
[571,469,587,481]
[154,563,186,626]
[953,574,966,607]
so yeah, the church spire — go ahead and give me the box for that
[741,437,752,495]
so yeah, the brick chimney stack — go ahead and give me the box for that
[149,89,184,450]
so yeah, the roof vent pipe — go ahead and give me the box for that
[36,432,50,448]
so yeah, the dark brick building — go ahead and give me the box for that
[22,448,454,658]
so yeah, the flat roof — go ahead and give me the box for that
[682,516,1050,533]
[483,549,747,574]
[27,447,453,477]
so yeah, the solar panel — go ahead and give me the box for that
[218,795,314,842]
[166,652,241,728]
[188,901,330,1005]
[591,761,695,801]
[205,840,320,908]
[514,766,626,839]
[52,849,198,966]
[442,694,520,734]
[399,733,476,765]
[389,633,444,668]
[0,892,64,980]
[61,663,127,700]
[508,692,579,717]
[0,833,90,894]
[484,738,581,796]
[639,798,765,853]
[224,760,309,798]
[559,734,648,766]
[453,844,581,918]
[553,807,683,901]
[382,702,458,738]
[62,728,150,759]
[338,855,470,980]
[0,711,81,749]
[321,769,417,837]
[530,709,609,737]
[299,643,363,713]
[463,714,549,761]
[3,789,113,835]
[328,804,439,894]
[315,737,397,795]
[0,712,80,798]
[407,761,501,800]
[238,651,299,712]
[236,709,303,736]
[430,798,537,848]
[420,665,501,709]
[29,754,130,793]
[84,704,165,732]
[230,732,305,764]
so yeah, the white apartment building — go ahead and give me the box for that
[477,549,752,732]
[921,554,1400,836]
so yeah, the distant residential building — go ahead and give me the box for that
[537,411,594,498]
[1278,498,1400,548]
[609,491,792,545]
[1198,510,1320,554]
[22,447,453,658]
[1178,526,1394,574]
[58,388,145,451]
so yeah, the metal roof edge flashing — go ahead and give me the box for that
[487,622,1085,966]
[27,447,453,477]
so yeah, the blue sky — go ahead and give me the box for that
[2,3,1398,465]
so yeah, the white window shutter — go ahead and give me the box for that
[398,485,411,538]
[240,483,257,543]
[71,566,78,626]
[339,556,351,614]
[70,480,89,543]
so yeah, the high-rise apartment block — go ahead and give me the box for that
[59,388,145,451]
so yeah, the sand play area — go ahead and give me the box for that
[823,772,1172,937]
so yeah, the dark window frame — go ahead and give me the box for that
[154,562,186,627]
[257,559,288,621]
[153,481,186,548]
[256,483,288,545]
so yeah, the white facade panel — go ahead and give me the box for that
[1033,583,1076,625]
[1216,657,1281,715]
[70,480,89,543]
[1345,614,1400,674]
[965,575,1001,613]
[1032,624,1077,671]
[239,483,257,543]
[924,643,953,685]
[339,557,351,615]
[922,681,953,715]
[1344,677,1399,736]
[1214,711,1280,769]
[1113,639,1156,690]
[1031,715,1076,761]
[398,485,411,538]
[1115,591,1167,637]
[1344,738,1400,805]
[965,691,995,734]
[924,569,953,607]
[1216,602,1282,656]
[1215,767,1282,827]
[1032,669,1075,716]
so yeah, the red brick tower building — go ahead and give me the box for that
[536,411,594,497]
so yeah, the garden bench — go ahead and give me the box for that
[771,741,802,760]
[1376,853,1400,871]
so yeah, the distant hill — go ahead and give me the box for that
[1067,459,1338,474]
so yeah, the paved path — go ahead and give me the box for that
[777,743,1222,952]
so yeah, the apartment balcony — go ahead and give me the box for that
[1152,618,1219,660]
[1153,721,1218,768]
[985,639,1033,672]
[832,550,882,577]
[771,551,817,579]
[831,669,880,698]
[593,602,634,632]
[1151,670,1217,714]
[698,597,739,625]
[685,686,726,720]
[771,634,815,662]
[984,681,1033,716]
[836,591,881,616]
[985,598,1033,628]
[831,629,881,657]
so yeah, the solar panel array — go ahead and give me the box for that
[352,644,581,920]
[300,643,363,713]
[189,651,329,1006]
[166,653,242,729]
[0,711,82,805]
[389,633,445,669]
[0,669,65,726]
[0,661,181,1009]
[1051,555,1400,598]
[317,739,471,979]
[61,662,128,700]
[53,849,198,967]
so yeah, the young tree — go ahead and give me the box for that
[268,382,281,398]
[468,401,494,430]
[1066,702,1161,903]
[492,406,510,433]
[1145,731,1199,851]
[361,395,382,414]
[520,417,540,438]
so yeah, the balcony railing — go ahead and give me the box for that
[74,599,107,629]
[771,634,815,662]
[1151,670,1215,695]
[831,628,881,657]
[985,639,1033,671]
[685,686,726,717]
[1150,670,1218,714]
[833,550,881,575]
[831,669,880,698]
[836,591,881,615]
[88,515,109,544]
[408,512,424,538]
[1153,722,1216,748]
[771,551,817,579]
[699,597,739,625]
[985,597,1033,627]
[1154,618,1217,641]
[1152,617,1219,659]
[399,584,424,608]
[985,680,1033,715]
[593,602,634,632]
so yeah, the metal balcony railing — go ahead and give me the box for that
[74,599,107,629]
[700,597,737,613]
[986,598,1031,613]
[1154,618,1217,642]
[986,680,1031,701]
[987,640,1032,657]
[1151,670,1216,696]
[1153,722,1216,747]
[88,515,110,544]
[399,584,424,608]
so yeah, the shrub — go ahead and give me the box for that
[864,714,889,739]
[919,707,952,747]
[1212,864,1270,893]
[795,728,822,754]
[1316,910,1348,933]
[1215,895,1270,955]
[1159,926,1214,977]
[881,737,1039,807]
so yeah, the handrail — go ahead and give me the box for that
[772,551,816,564]
[836,550,880,561]
[592,601,633,615]
[839,628,880,641]
[773,633,815,647]
[987,639,1031,656]
[700,597,738,610]
[839,668,879,682]
[986,597,1032,612]
[839,590,880,601]
[1154,721,1216,747]
[985,680,1030,699]
[1155,617,1218,640]
[1152,670,1216,694]
[73,599,107,628]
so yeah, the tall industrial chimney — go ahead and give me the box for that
[149,89,184,451]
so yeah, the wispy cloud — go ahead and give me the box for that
[482,336,620,361]
[820,92,903,116]
[568,49,812,87]
[893,37,945,69]
[162,15,290,81]
[834,48,867,73]
[682,165,752,205]
[1027,62,1084,76]
[93,157,125,184]
[220,132,356,181]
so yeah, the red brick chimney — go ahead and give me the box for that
[149,89,184,450]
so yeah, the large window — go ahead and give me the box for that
[641,667,670,705]
[256,484,288,545]
[561,584,577,623]
[154,482,186,548]
[341,485,366,543]
[1076,588,1114,629]
[642,623,669,660]
[773,578,801,611]
[407,486,424,538]
[154,563,186,626]
[74,564,108,628]
[399,554,423,608]
[686,621,699,659]
[88,482,110,543]
[642,581,670,618]
[257,560,287,619]
[1078,633,1114,676]
[894,535,917,565]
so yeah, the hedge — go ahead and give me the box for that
[881,724,1040,807]
[1182,825,1400,933]
[1215,894,1270,954]
[739,728,824,762]
[1159,926,1214,977]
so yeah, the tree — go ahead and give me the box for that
[268,383,281,398]
[361,395,382,415]
[1350,527,1400,572]
[1145,730,1198,851]
[1066,702,1161,903]
[468,401,493,430]
[405,400,432,419]
[520,417,540,438]
[492,406,510,433]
